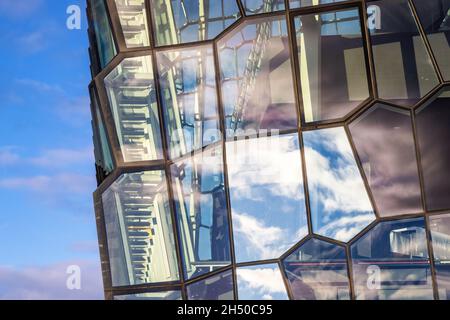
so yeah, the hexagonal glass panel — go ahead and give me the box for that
[289,0,347,9]
[157,45,221,159]
[283,238,350,300]
[102,171,180,286]
[217,15,298,139]
[104,55,164,163]
[416,88,450,211]
[114,290,182,300]
[349,104,422,216]
[90,0,117,68]
[351,218,433,300]
[367,0,439,107]
[294,8,370,123]
[241,0,285,15]
[303,127,376,242]
[429,213,450,300]
[237,264,289,300]
[170,145,231,280]
[413,0,450,81]
[115,0,150,48]
[226,133,308,263]
[186,270,234,300]
[151,0,241,46]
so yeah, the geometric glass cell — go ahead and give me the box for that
[237,264,289,300]
[217,15,298,139]
[351,218,433,300]
[294,8,370,123]
[283,238,351,300]
[429,213,450,300]
[303,127,376,242]
[104,55,164,163]
[115,0,150,48]
[170,145,231,280]
[157,45,221,159]
[186,270,234,300]
[226,133,308,263]
[90,0,117,68]
[114,290,182,300]
[349,104,422,216]
[102,171,179,286]
[415,88,450,211]
[150,0,241,46]
[367,0,439,107]
[242,0,285,15]
[289,0,348,9]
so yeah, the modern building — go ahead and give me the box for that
[87,0,450,300]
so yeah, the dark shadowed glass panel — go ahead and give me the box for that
[157,45,221,159]
[303,127,375,242]
[367,0,439,107]
[242,0,285,15]
[429,213,450,300]
[416,88,450,211]
[237,264,289,300]
[217,15,298,139]
[171,145,231,280]
[413,0,450,80]
[289,0,347,9]
[349,104,422,216]
[151,0,241,46]
[226,134,308,262]
[114,290,182,300]
[294,8,370,123]
[187,270,234,300]
[283,238,350,300]
[351,218,433,300]
[102,171,179,286]
[90,0,116,68]
[115,0,150,48]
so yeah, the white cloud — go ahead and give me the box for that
[237,266,288,300]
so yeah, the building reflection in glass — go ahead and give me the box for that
[186,269,234,300]
[429,213,450,300]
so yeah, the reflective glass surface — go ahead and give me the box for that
[102,171,179,286]
[350,104,422,216]
[186,270,234,300]
[157,45,221,159]
[367,0,439,107]
[115,0,150,48]
[242,0,285,15]
[289,0,347,9]
[114,290,182,300]
[429,214,450,300]
[151,0,241,46]
[283,238,350,300]
[104,55,164,163]
[90,0,117,68]
[303,127,375,242]
[237,264,289,300]
[294,8,370,123]
[351,218,433,300]
[226,133,308,262]
[217,15,298,139]
[416,88,450,211]
[170,145,231,280]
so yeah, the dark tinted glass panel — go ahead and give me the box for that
[416,88,450,211]
[351,218,433,300]
[289,0,347,9]
[242,0,285,15]
[114,290,182,300]
[90,0,116,68]
[294,8,370,123]
[367,0,439,106]
[349,104,422,216]
[283,238,350,300]
[187,270,234,300]
[217,16,298,139]
[429,213,450,300]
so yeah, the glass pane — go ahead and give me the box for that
[429,213,450,300]
[367,0,439,107]
[151,0,241,46]
[102,171,179,286]
[115,0,150,48]
[416,88,450,211]
[171,145,231,280]
[157,45,221,159]
[237,264,289,300]
[90,0,117,68]
[226,133,308,262]
[351,218,433,300]
[283,238,350,300]
[186,270,234,300]
[217,15,298,139]
[294,8,370,123]
[303,127,375,242]
[104,55,164,163]
[114,290,182,300]
[349,104,422,216]
[413,0,450,80]
[289,0,347,9]
[242,0,285,15]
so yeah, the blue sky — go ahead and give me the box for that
[0,0,103,299]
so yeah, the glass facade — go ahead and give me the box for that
[88,0,450,300]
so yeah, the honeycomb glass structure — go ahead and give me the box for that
[88,0,450,300]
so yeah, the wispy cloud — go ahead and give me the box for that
[237,266,289,300]
[0,0,43,19]
[15,78,65,95]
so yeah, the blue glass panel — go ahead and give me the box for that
[187,270,234,300]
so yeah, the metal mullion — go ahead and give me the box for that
[235,259,280,268]
[280,235,311,261]
[105,0,128,52]
[425,215,439,300]
[166,141,224,165]
[345,245,356,300]
[412,83,444,110]
[278,260,294,300]
[311,233,347,247]
[347,219,377,246]
[428,209,450,217]
[109,282,182,295]
[153,39,216,52]
[183,265,234,286]
[235,0,246,18]
[288,0,362,17]
[377,213,425,223]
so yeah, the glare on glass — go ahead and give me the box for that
[187,270,234,300]
[114,290,182,300]
[242,0,285,15]
[429,213,450,300]
[114,0,150,48]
